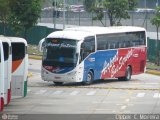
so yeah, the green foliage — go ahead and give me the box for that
[151,6,160,65]
[0,0,9,22]
[151,7,160,28]
[83,0,96,12]
[83,0,104,25]
[0,0,10,34]
[83,0,137,26]
[8,0,42,37]
[52,0,63,7]
[128,0,137,10]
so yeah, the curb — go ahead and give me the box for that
[146,70,160,76]
[29,55,42,60]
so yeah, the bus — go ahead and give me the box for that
[9,37,28,97]
[39,26,147,85]
[1,37,12,105]
[0,39,4,111]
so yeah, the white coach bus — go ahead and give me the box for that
[0,39,4,112]
[9,37,28,97]
[39,26,147,85]
[1,37,12,105]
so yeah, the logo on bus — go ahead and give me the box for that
[102,49,133,78]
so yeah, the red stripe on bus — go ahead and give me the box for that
[0,97,4,112]
[12,60,23,73]
[7,89,11,105]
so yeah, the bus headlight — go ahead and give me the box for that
[67,71,77,76]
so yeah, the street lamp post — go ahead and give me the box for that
[156,0,159,7]
[63,0,66,29]
[145,0,147,30]
[53,0,57,29]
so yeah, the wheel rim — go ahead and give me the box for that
[126,68,131,80]
[87,73,92,82]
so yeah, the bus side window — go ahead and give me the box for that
[80,36,95,62]
[3,42,9,61]
[12,43,25,61]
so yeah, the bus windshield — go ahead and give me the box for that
[43,38,78,67]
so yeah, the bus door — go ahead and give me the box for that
[9,37,28,97]
[0,39,4,112]
[2,38,12,105]
[80,36,96,81]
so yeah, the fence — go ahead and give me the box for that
[147,38,160,63]
[0,23,57,45]
[40,11,156,32]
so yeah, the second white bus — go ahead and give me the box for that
[9,37,28,97]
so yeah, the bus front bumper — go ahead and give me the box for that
[41,70,83,83]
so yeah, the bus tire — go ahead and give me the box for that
[118,66,132,81]
[83,71,93,85]
[54,82,63,86]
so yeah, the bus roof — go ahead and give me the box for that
[0,36,11,44]
[47,26,146,41]
[65,26,146,35]
[47,30,94,41]
[7,37,27,45]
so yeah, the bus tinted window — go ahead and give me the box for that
[97,34,122,50]
[12,43,25,61]
[97,31,146,50]
[80,36,95,61]
[3,42,9,61]
[43,38,78,67]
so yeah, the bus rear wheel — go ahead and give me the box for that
[54,82,63,86]
[83,71,93,85]
[118,66,132,81]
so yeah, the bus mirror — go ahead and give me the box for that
[38,38,45,52]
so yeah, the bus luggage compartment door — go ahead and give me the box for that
[11,76,24,97]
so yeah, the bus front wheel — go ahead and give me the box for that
[118,66,132,81]
[83,71,93,85]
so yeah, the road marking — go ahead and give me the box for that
[121,106,127,110]
[53,90,63,95]
[128,104,134,106]
[95,109,111,111]
[136,93,146,98]
[86,91,96,96]
[70,91,79,96]
[35,89,47,94]
[92,101,101,104]
[145,83,159,85]
[112,111,116,113]
[116,104,123,106]
[45,91,54,95]
[125,99,130,102]
[153,93,160,98]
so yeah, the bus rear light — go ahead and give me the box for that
[0,97,4,112]
[7,89,11,105]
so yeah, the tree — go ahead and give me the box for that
[83,0,137,26]
[8,0,42,38]
[84,0,105,26]
[0,0,10,34]
[151,6,160,66]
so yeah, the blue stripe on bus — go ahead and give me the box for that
[83,50,118,81]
